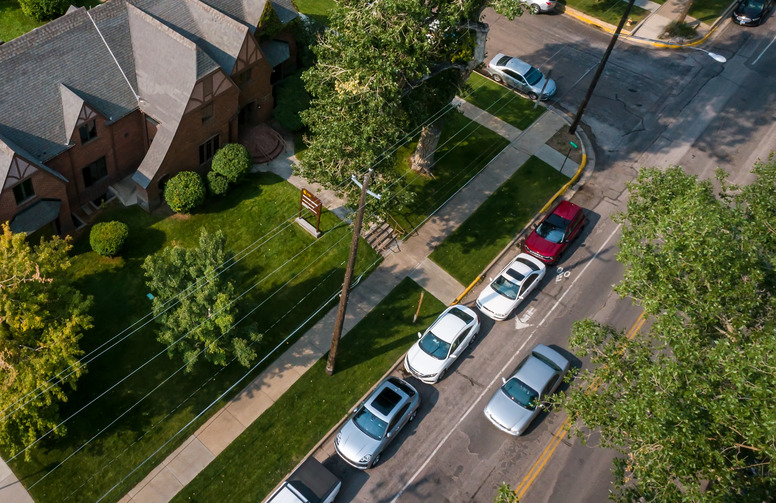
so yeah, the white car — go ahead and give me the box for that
[476,253,546,321]
[404,305,480,383]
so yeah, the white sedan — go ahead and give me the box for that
[404,305,480,384]
[476,253,546,321]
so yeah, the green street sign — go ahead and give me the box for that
[570,141,578,149]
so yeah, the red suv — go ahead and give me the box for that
[523,200,585,264]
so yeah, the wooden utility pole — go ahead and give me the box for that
[326,170,372,375]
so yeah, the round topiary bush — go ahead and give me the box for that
[211,144,251,183]
[90,221,129,257]
[207,171,229,196]
[165,171,206,214]
[19,0,68,21]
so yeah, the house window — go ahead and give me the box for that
[79,120,98,144]
[199,135,219,165]
[201,104,214,123]
[13,178,35,205]
[235,68,253,87]
[82,157,108,187]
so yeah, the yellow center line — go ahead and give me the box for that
[512,311,646,499]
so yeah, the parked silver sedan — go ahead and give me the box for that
[486,53,556,101]
[484,344,570,436]
[335,376,420,469]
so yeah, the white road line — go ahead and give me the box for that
[390,223,622,502]
[753,32,776,65]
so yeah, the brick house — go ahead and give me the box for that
[0,0,298,236]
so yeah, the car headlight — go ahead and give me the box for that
[335,432,341,446]
[510,426,523,435]
[359,454,372,464]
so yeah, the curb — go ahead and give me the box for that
[563,2,736,48]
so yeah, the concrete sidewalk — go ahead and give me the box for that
[0,99,581,503]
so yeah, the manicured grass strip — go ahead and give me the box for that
[389,110,511,235]
[688,0,731,22]
[11,172,380,503]
[561,0,650,26]
[0,0,100,42]
[461,72,545,130]
[291,0,337,25]
[429,156,570,285]
[172,278,445,502]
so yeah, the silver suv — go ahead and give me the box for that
[334,376,420,469]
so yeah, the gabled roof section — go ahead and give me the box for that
[59,84,86,142]
[270,0,298,24]
[0,5,139,162]
[198,0,269,32]
[133,0,251,75]
[0,133,69,190]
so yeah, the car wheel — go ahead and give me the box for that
[529,3,540,14]
[439,367,447,381]
[408,409,417,422]
[528,91,539,101]
[371,453,380,468]
[492,74,503,83]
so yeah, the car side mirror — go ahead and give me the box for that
[417,331,423,339]
[538,403,546,410]
[501,377,507,385]
[386,431,392,438]
[450,354,457,359]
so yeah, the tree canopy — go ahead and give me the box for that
[142,229,260,372]
[299,0,525,210]
[0,223,92,458]
[562,163,776,502]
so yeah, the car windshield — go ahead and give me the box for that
[745,0,765,8]
[502,378,539,410]
[353,407,388,440]
[491,275,519,300]
[524,66,543,86]
[535,214,569,244]
[419,331,451,360]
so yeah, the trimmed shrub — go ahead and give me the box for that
[165,171,206,214]
[211,144,251,183]
[18,0,68,21]
[90,221,129,257]
[273,71,310,132]
[207,171,229,196]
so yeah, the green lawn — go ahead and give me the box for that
[291,0,337,25]
[0,0,100,42]
[561,0,650,26]
[8,172,381,503]
[430,156,570,285]
[461,72,545,130]
[172,278,445,502]
[688,0,732,22]
[388,110,511,235]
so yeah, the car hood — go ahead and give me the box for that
[406,343,446,376]
[477,284,515,318]
[337,420,381,462]
[524,232,563,259]
[485,388,534,433]
[532,77,556,96]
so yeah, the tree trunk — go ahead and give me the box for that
[676,0,693,24]
[411,121,443,176]
[411,20,490,176]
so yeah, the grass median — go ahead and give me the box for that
[461,72,545,130]
[172,278,445,502]
[429,156,571,285]
[10,172,380,503]
[560,0,650,27]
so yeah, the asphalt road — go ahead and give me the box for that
[309,10,776,503]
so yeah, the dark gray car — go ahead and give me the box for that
[484,344,569,435]
[334,376,420,469]
[486,53,556,101]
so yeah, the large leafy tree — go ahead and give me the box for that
[143,229,260,372]
[0,223,92,458]
[562,164,776,502]
[300,0,525,209]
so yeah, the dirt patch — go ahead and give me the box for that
[545,125,583,164]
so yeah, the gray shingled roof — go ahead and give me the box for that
[199,0,267,32]
[9,199,61,234]
[134,0,250,75]
[0,6,139,162]
[271,0,298,24]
